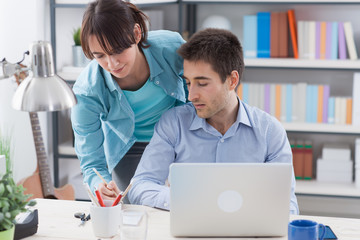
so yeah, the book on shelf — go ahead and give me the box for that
[270,12,280,58]
[257,12,271,58]
[287,9,298,59]
[352,73,360,126]
[343,22,358,60]
[291,140,304,180]
[303,141,313,180]
[278,11,288,58]
[280,84,286,122]
[331,22,339,60]
[319,21,327,59]
[322,85,330,123]
[237,82,353,125]
[243,15,257,58]
[338,22,347,60]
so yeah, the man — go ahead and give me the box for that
[128,28,299,215]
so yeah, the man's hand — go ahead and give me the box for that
[98,181,121,200]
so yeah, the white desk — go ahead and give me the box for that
[26,199,360,240]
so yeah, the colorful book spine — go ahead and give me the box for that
[331,22,339,60]
[322,85,330,123]
[315,22,321,59]
[308,21,316,60]
[270,12,280,58]
[312,85,319,123]
[287,9,298,59]
[325,22,332,59]
[243,15,257,58]
[275,84,281,120]
[346,98,353,125]
[328,97,335,124]
[317,85,324,123]
[352,73,360,126]
[344,22,358,60]
[320,21,327,59]
[257,12,271,58]
[286,84,293,122]
[303,141,313,180]
[338,22,347,60]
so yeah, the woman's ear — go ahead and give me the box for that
[134,23,142,44]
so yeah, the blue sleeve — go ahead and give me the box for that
[266,118,299,215]
[71,71,112,192]
[128,108,179,210]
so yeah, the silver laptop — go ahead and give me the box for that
[169,162,292,237]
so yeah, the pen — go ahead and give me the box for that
[94,189,105,207]
[85,184,100,207]
[112,181,133,206]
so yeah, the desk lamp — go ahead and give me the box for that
[0,41,77,239]
[1,41,77,111]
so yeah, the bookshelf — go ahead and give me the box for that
[51,0,360,213]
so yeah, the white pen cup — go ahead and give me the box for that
[120,209,148,240]
[90,200,122,238]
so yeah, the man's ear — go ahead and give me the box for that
[134,23,142,44]
[228,70,239,91]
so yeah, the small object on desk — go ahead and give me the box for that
[74,212,91,227]
[14,209,38,240]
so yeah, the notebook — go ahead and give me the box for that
[169,162,292,237]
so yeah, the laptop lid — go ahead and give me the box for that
[169,163,292,237]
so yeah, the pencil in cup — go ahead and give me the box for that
[85,184,100,207]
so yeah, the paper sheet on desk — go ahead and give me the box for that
[123,211,144,226]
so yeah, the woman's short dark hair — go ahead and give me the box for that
[177,28,244,83]
[81,0,149,59]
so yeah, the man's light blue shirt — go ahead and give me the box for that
[71,30,187,192]
[128,99,299,215]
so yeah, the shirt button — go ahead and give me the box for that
[155,81,160,85]
[220,139,224,143]
[171,92,175,96]
[164,202,168,207]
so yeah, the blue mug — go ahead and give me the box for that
[288,219,325,240]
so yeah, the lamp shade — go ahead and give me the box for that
[12,41,77,112]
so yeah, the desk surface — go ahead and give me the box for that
[26,199,360,240]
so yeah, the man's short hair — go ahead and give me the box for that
[178,28,244,83]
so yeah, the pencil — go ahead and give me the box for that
[94,189,105,207]
[92,168,118,197]
[92,168,107,184]
[84,184,100,207]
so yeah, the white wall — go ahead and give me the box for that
[0,0,50,182]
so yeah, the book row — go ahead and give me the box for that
[243,9,358,60]
[237,83,353,125]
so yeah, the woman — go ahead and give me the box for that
[71,0,187,202]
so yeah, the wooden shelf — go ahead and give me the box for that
[282,123,360,135]
[245,58,360,70]
[296,180,360,198]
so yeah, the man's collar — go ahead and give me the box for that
[189,97,252,131]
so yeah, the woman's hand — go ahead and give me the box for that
[98,181,121,200]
